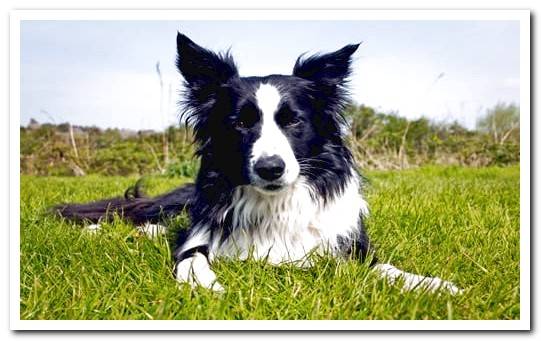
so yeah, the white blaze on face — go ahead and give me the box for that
[251,84,300,187]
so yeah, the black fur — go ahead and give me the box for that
[337,216,378,266]
[54,184,195,225]
[175,33,363,250]
[54,32,375,269]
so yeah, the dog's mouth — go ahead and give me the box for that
[251,181,289,195]
[263,184,283,191]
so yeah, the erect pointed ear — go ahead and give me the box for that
[176,32,238,86]
[292,43,360,83]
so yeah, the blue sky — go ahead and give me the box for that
[20,20,520,130]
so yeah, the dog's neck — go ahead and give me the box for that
[206,173,366,264]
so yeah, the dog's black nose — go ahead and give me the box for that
[254,156,285,181]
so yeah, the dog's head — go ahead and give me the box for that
[177,32,358,195]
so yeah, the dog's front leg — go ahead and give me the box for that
[174,231,224,292]
[373,263,463,295]
[175,251,224,292]
[348,216,462,295]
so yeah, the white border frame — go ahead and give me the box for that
[10,9,530,331]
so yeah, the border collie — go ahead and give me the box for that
[56,32,461,295]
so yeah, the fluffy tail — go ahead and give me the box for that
[54,181,195,225]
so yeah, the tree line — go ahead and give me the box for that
[20,102,519,176]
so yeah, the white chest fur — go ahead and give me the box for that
[176,174,463,296]
[211,175,368,264]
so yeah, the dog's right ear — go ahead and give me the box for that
[176,32,238,86]
[292,43,360,85]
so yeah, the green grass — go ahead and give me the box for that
[19,166,520,320]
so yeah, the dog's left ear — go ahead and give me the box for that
[176,32,238,86]
[292,43,360,84]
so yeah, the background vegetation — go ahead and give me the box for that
[20,102,520,177]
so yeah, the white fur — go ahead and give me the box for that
[374,263,463,295]
[251,84,300,187]
[178,229,211,256]
[175,253,224,292]
[174,174,463,295]
[213,174,365,265]
[136,223,167,238]
[84,223,167,238]
[84,223,101,233]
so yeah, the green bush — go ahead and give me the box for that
[20,102,520,176]
[344,103,520,169]
[164,159,200,178]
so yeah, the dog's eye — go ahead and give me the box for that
[234,118,250,129]
[284,117,301,127]
[276,108,301,127]
[233,105,258,130]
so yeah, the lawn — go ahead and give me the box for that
[19,166,520,320]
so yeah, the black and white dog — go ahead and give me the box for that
[57,32,461,295]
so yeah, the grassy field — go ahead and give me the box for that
[19,166,520,320]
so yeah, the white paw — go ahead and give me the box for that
[136,223,167,238]
[433,279,463,295]
[209,281,225,293]
[405,275,464,295]
[175,253,224,292]
[84,223,101,233]
[374,263,463,295]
